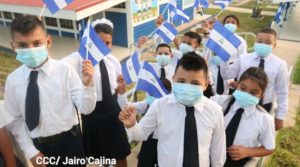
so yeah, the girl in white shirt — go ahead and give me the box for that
[211,67,275,167]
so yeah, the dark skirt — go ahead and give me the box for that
[81,94,131,160]
[137,133,158,167]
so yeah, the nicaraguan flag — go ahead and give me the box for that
[194,0,209,9]
[168,0,177,14]
[171,8,190,23]
[43,0,74,14]
[136,62,169,98]
[121,51,142,85]
[206,21,241,62]
[214,0,232,9]
[154,22,178,44]
[78,25,111,66]
[274,3,284,25]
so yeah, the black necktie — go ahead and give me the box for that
[99,60,112,100]
[183,106,199,167]
[259,58,265,69]
[160,67,166,79]
[25,71,40,131]
[216,66,224,94]
[225,108,244,147]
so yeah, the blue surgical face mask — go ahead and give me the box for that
[210,56,223,66]
[146,95,156,105]
[16,46,48,68]
[224,23,237,33]
[172,83,203,106]
[233,90,260,108]
[179,43,194,54]
[156,54,171,66]
[254,43,273,58]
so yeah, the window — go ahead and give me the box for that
[113,2,126,9]
[59,19,73,29]
[45,17,58,27]
[14,13,23,18]
[0,12,2,18]
[3,12,12,20]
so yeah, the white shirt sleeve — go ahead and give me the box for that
[258,114,276,150]
[126,101,158,141]
[68,65,97,115]
[220,55,241,80]
[4,77,39,159]
[209,107,226,167]
[0,108,13,128]
[274,61,289,120]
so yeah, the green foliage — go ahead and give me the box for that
[292,56,300,84]
[267,107,300,167]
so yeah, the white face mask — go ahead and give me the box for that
[179,43,194,54]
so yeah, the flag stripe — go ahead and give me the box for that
[206,38,231,61]
[213,22,241,47]
[156,22,177,44]
[121,52,141,84]
[122,62,133,84]
[53,0,67,8]
[137,62,169,98]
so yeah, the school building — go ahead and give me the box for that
[0,0,198,48]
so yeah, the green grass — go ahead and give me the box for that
[292,55,300,84]
[238,0,279,12]
[0,52,20,99]
[267,107,300,167]
[205,8,274,51]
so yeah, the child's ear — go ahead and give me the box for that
[273,42,277,48]
[46,35,52,48]
[202,80,209,91]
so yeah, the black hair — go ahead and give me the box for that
[184,31,202,45]
[238,67,268,95]
[203,84,214,98]
[11,15,46,37]
[160,78,172,93]
[223,14,240,26]
[156,43,172,53]
[94,23,113,36]
[175,52,208,76]
[258,28,277,39]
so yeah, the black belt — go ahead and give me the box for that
[33,125,80,144]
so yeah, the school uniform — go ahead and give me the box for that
[126,94,226,167]
[220,52,289,120]
[210,95,275,167]
[170,49,182,67]
[62,52,131,160]
[4,58,96,166]
[0,108,13,129]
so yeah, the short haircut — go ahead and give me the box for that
[258,28,277,39]
[223,14,240,26]
[155,43,172,53]
[184,31,202,45]
[239,67,268,93]
[175,52,208,76]
[10,15,46,37]
[94,23,113,36]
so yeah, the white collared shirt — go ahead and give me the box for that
[4,58,96,158]
[220,52,289,119]
[0,108,13,128]
[126,94,226,167]
[210,95,275,150]
[62,52,127,106]
[149,62,175,82]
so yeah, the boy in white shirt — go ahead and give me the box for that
[119,52,226,167]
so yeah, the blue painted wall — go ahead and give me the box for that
[105,12,128,47]
[133,19,156,43]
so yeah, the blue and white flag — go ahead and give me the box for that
[206,21,241,62]
[168,0,177,14]
[154,22,178,44]
[136,62,169,98]
[274,3,284,25]
[171,8,190,23]
[121,51,142,85]
[194,0,209,9]
[78,24,111,66]
[43,0,74,14]
[214,0,232,9]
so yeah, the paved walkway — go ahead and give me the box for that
[209,5,276,16]
[271,3,300,42]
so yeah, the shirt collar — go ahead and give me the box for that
[167,94,205,113]
[23,58,52,80]
[254,52,274,61]
[231,102,256,117]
